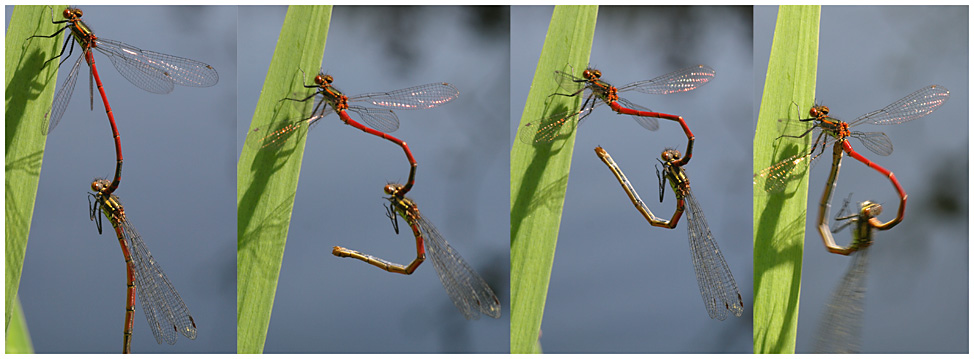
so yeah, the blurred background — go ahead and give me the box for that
[236,6,510,353]
[511,6,753,353]
[754,6,968,353]
[9,5,237,353]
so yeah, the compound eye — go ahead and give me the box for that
[866,203,882,217]
[810,106,825,117]
[663,149,682,162]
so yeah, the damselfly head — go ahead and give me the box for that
[315,74,334,86]
[64,8,82,20]
[384,184,403,196]
[861,201,882,218]
[583,68,601,80]
[90,178,112,193]
[661,149,682,162]
[809,105,829,119]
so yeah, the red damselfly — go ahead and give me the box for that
[30,7,219,134]
[754,85,948,202]
[594,146,743,320]
[518,65,713,144]
[89,179,196,353]
[332,183,501,320]
[248,71,459,196]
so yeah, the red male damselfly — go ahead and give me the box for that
[30,7,219,134]
[754,85,948,198]
[518,65,713,145]
[249,71,459,197]
[29,7,219,194]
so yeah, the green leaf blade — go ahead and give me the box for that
[236,5,331,354]
[752,5,820,354]
[5,4,67,334]
[5,297,34,354]
[509,5,597,354]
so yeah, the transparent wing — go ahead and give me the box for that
[618,65,715,95]
[119,213,196,344]
[349,82,459,111]
[851,131,893,157]
[814,247,869,353]
[684,190,744,320]
[246,93,333,149]
[615,97,660,131]
[417,213,501,319]
[850,85,949,127]
[45,54,84,134]
[94,38,219,94]
[516,105,593,145]
[346,106,400,133]
[753,151,814,194]
[753,125,833,194]
[244,117,316,150]
[552,69,587,94]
